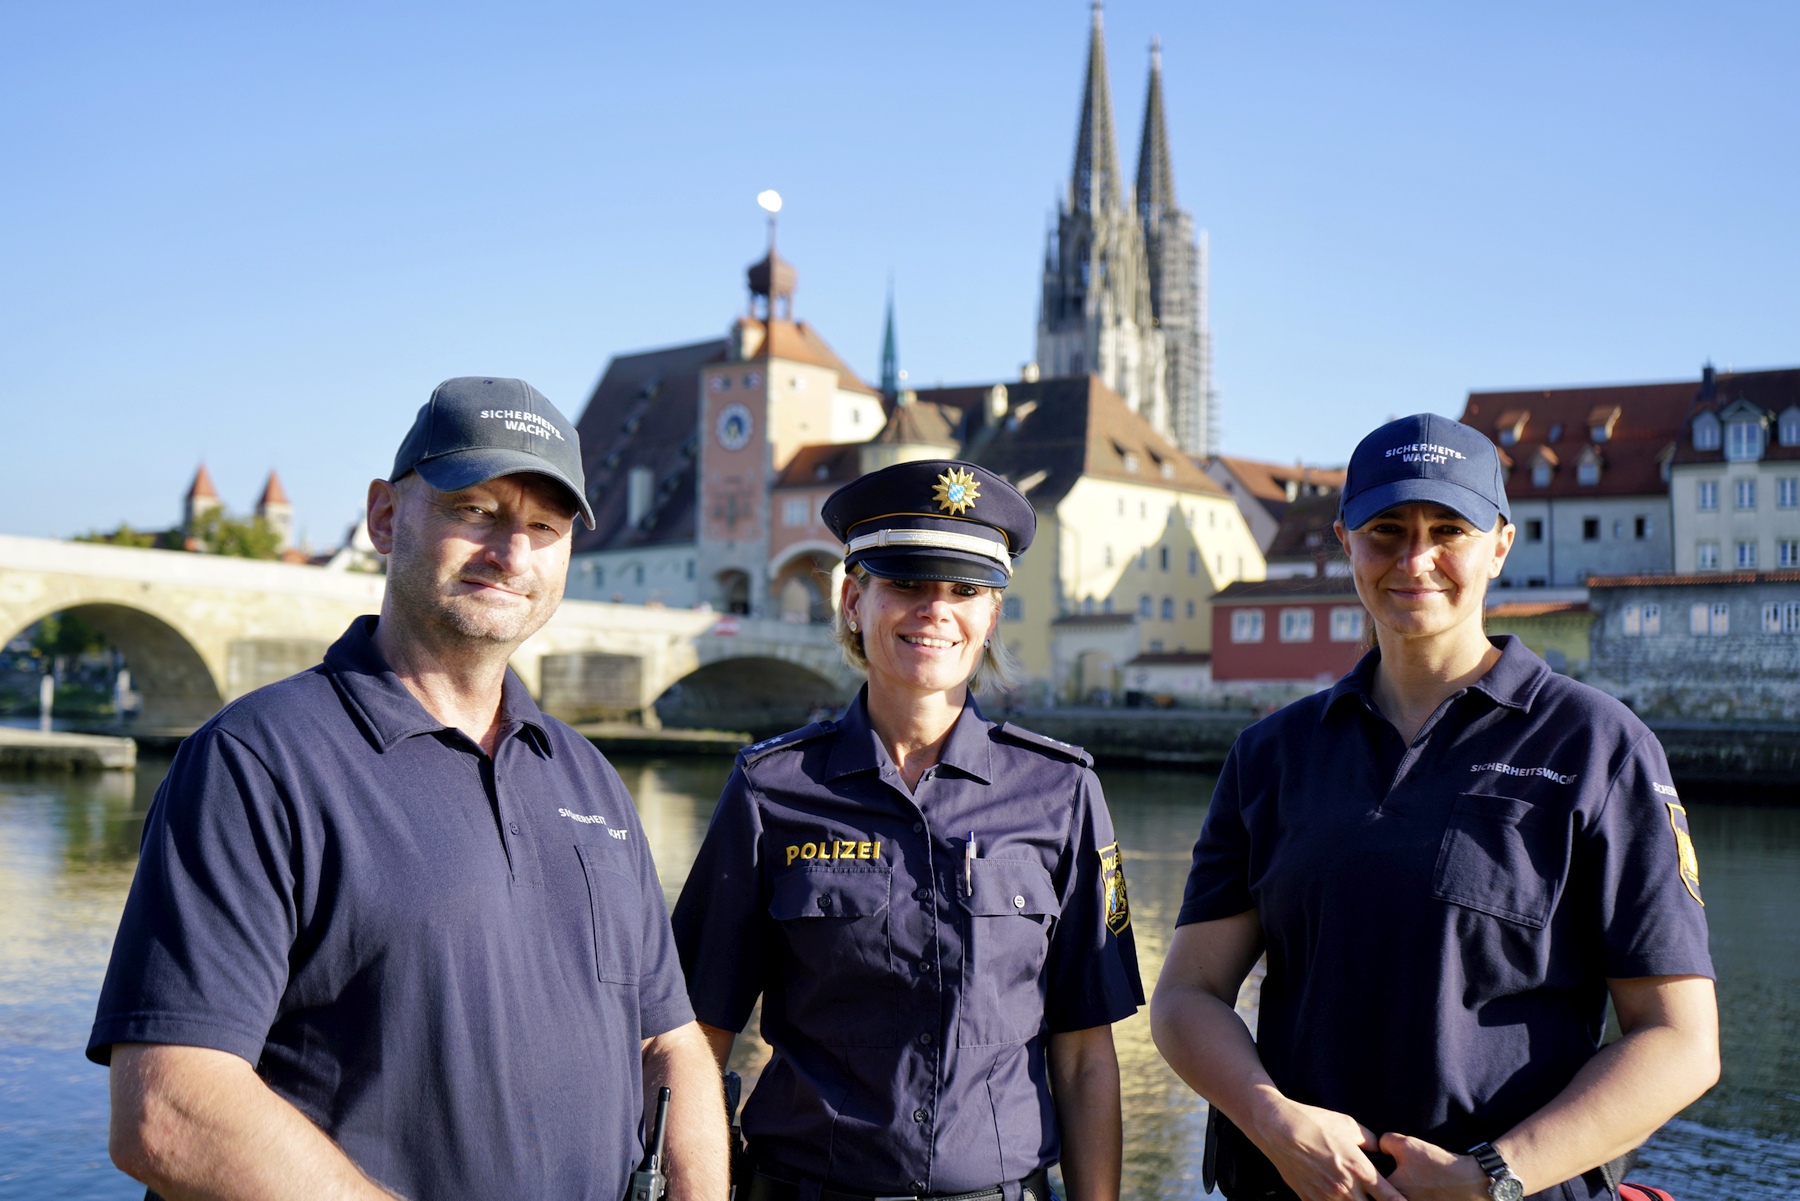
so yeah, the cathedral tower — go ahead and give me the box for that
[1037,3,1168,435]
[1136,38,1215,455]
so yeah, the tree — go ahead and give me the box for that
[30,611,108,658]
[186,509,282,559]
[74,523,164,548]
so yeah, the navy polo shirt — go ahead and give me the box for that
[671,690,1143,1195]
[89,617,694,1201]
[1179,636,1712,1197]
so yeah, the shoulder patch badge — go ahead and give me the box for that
[1099,841,1131,934]
[1664,801,1703,906]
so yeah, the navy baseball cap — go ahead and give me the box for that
[391,377,594,528]
[822,459,1035,588]
[1340,413,1510,532]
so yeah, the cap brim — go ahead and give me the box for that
[1341,478,1504,533]
[413,450,595,529]
[853,550,1010,588]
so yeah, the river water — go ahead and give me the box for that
[1,755,1795,1199]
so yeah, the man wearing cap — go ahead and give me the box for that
[1151,415,1716,1201]
[671,460,1142,1201]
[92,378,727,1201]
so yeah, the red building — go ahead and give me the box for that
[1209,577,1368,682]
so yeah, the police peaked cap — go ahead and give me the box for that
[823,459,1035,588]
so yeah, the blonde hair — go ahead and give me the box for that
[833,565,1023,695]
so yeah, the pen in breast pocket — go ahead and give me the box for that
[964,831,976,896]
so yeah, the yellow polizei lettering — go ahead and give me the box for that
[873,841,881,859]
[786,845,800,866]
[801,842,817,860]
[858,841,872,859]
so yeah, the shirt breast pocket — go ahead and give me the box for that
[959,857,1062,1047]
[576,844,641,985]
[768,867,896,1047]
[1431,792,1565,929]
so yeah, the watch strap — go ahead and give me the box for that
[1467,1142,1507,1178]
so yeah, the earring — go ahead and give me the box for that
[983,638,991,648]
[849,621,859,632]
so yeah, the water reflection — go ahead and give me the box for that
[2,755,1796,1200]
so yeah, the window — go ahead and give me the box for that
[1003,596,1023,620]
[1138,594,1153,618]
[686,559,695,580]
[1725,420,1764,462]
[1082,596,1095,615]
[1103,596,1114,614]
[633,564,645,587]
[1279,608,1315,642]
[1148,639,1164,652]
[1329,607,1364,642]
[1186,599,1197,618]
[1781,540,1800,569]
[1737,541,1758,569]
[1782,408,1800,447]
[1577,459,1601,486]
[1532,462,1552,488]
[1635,515,1649,540]
[1231,610,1264,643]
[1160,597,1175,621]
[1582,517,1600,541]
[1735,479,1757,510]
[1138,548,1148,570]
[1697,481,1718,511]
[1104,545,1114,568]
[1690,603,1729,635]
[1779,478,1799,509]
[782,497,808,527]
[1622,603,1661,636]
[1693,413,1720,450]
[1613,520,1625,540]
[1696,542,1719,570]
[1525,519,1544,543]
[1188,548,1199,574]
[1763,602,1800,634]
[1159,547,1170,571]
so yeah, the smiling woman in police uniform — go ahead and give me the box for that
[1151,415,1719,1201]
[671,460,1143,1201]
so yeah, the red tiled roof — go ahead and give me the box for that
[1127,651,1212,665]
[1211,576,1362,603]
[1587,570,1800,588]
[257,470,289,507]
[1486,601,1590,618]
[186,463,219,500]
[738,318,881,398]
[1460,379,1694,499]
[1209,456,1346,504]
[1667,369,1800,466]
[774,443,862,488]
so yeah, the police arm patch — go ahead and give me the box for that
[1099,842,1131,934]
[1664,801,1703,906]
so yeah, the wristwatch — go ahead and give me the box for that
[1467,1142,1525,1201]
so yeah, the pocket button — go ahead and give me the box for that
[1013,894,1026,909]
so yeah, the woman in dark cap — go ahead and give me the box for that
[672,459,1143,1201]
[1151,415,1718,1201]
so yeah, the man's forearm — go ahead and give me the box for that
[1047,1027,1123,1201]
[643,1022,730,1201]
[109,1043,399,1201]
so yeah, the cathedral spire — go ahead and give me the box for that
[1071,1,1122,215]
[879,277,899,399]
[1136,35,1176,221]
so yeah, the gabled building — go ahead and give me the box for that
[1202,456,1345,552]
[1666,366,1800,574]
[1460,381,1691,588]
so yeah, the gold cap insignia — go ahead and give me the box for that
[933,467,981,516]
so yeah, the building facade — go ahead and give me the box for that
[1208,576,1367,684]
[1037,4,1213,454]
[1667,368,1800,574]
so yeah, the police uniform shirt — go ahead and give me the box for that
[89,617,694,1201]
[1178,636,1713,1199]
[672,690,1144,1194]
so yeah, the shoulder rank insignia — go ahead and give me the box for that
[994,722,1093,767]
[740,721,836,766]
[933,467,981,516]
[1099,842,1131,934]
[1664,801,1703,905]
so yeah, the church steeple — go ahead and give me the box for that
[879,278,899,400]
[1136,36,1176,221]
[1071,1,1122,216]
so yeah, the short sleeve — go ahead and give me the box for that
[1043,769,1144,1032]
[1590,732,1714,980]
[669,764,769,1032]
[1176,740,1255,926]
[87,729,297,1065]
[623,781,698,1040]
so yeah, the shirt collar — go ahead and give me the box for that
[324,616,553,755]
[1320,633,1551,724]
[825,685,995,784]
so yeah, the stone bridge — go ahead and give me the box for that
[0,535,858,734]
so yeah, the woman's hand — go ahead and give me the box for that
[1380,1133,1489,1200]
[1248,1093,1405,1201]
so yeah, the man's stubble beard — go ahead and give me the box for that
[386,512,565,650]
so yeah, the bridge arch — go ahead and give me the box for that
[654,655,853,738]
[4,601,223,729]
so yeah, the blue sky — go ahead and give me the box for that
[5,1,1796,545]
